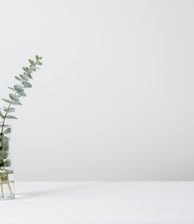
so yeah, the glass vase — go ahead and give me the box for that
[0,125,15,199]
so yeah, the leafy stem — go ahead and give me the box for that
[0,55,42,134]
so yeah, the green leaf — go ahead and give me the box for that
[6,115,17,119]
[0,150,8,159]
[28,59,35,65]
[19,74,29,81]
[9,93,21,105]
[0,135,9,141]
[3,128,11,134]
[30,65,36,72]
[9,94,21,104]
[22,81,32,88]
[14,85,24,92]
[3,108,15,113]
[12,101,22,105]
[25,67,32,73]
[15,76,22,81]
[3,159,11,167]
[8,87,15,91]
[9,94,17,101]
[36,61,42,65]
[22,67,29,72]
[0,151,8,160]
[17,91,26,97]
[0,136,9,151]
[36,55,42,61]
[2,98,11,103]
[25,72,33,79]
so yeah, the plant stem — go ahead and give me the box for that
[0,93,16,134]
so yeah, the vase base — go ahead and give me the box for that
[0,195,15,200]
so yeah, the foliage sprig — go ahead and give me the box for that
[0,55,42,135]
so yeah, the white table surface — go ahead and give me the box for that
[0,181,194,224]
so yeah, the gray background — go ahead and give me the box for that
[0,0,194,181]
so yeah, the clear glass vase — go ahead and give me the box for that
[0,125,15,199]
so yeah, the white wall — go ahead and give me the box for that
[0,0,194,181]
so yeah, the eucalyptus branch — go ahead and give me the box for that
[0,55,42,134]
